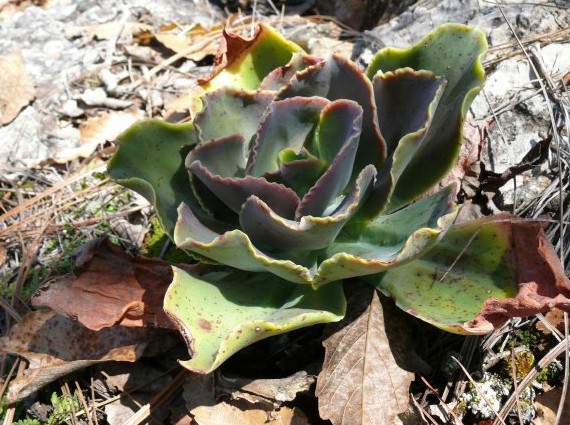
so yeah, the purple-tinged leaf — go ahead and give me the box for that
[239,165,375,251]
[277,54,385,175]
[296,100,363,218]
[186,134,247,177]
[174,203,315,284]
[194,88,274,144]
[246,97,329,177]
[366,23,486,207]
[278,149,326,197]
[188,160,300,219]
[259,53,322,91]
[363,70,446,216]
[374,69,446,158]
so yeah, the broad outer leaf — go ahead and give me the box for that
[316,285,415,425]
[200,23,305,92]
[31,238,207,330]
[107,119,200,237]
[0,309,160,403]
[366,23,487,209]
[163,268,345,373]
[369,215,570,334]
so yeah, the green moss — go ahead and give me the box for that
[140,217,193,263]
[536,360,563,385]
[498,350,535,380]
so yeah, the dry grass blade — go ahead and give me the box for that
[75,381,94,425]
[420,377,463,425]
[484,27,570,68]
[451,356,508,425]
[555,313,569,425]
[495,335,570,423]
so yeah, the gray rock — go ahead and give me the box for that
[0,0,223,169]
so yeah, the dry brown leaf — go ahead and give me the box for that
[316,285,415,425]
[0,50,34,125]
[51,109,143,163]
[0,309,159,403]
[31,238,208,330]
[533,387,570,425]
[466,219,570,332]
[64,22,152,41]
[191,401,309,425]
[154,31,219,61]
[183,373,310,424]
[536,307,566,335]
[0,243,6,268]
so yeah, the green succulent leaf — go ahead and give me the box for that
[296,100,364,218]
[175,183,457,288]
[195,88,274,145]
[277,149,327,197]
[202,23,305,92]
[366,216,570,334]
[239,165,375,251]
[164,267,345,373]
[366,23,487,210]
[314,185,458,287]
[247,97,330,177]
[277,54,386,177]
[174,203,314,284]
[107,120,200,237]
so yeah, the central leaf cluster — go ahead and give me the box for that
[174,52,458,287]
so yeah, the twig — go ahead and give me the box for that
[495,336,570,422]
[554,313,569,425]
[452,357,508,425]
[122,369,187,425]
[75,381,94,425]
[104,6,131,67]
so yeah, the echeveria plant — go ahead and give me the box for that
[107,23,570,373]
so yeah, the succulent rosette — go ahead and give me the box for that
[107,23,495,372]
[113,24,485,286]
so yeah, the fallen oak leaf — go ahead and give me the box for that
[0,50,35,126]
[191,400,309,425]
[316,284,415,425]
[31,237,208,330]
[0,309,162,403]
